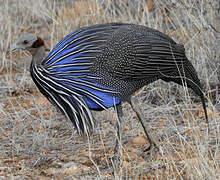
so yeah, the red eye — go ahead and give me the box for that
[23,40,28,44]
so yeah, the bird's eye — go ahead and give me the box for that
[23,40,28,44]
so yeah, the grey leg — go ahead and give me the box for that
[96,104,124,174]
[112,103,123,171]
[128,97,156,152]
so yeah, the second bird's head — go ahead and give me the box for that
[11,34,44,55]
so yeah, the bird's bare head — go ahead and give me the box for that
[11,34,44,54]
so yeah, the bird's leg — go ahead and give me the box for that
[128,97,157,152]
[112,103,124,171]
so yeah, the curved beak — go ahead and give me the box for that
[10,43,20,52]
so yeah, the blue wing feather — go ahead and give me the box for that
[50,74,121,109]
[45,29,86,62]
[42,23,123,110]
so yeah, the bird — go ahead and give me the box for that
[11,23,208,162]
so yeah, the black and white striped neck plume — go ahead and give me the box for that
[11,33,94,135]
[11,23,209,136]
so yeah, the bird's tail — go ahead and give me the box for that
[183,61,209,126]
[161,59,208,127]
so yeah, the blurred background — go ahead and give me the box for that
[0,0,219,179]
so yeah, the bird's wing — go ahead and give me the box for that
[97,25,187,80]
[128,39,187,79]
[42,23,125,68]
[41,23,125,110]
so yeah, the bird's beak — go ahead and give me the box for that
[10,43,19,52]
[10,42,23,52]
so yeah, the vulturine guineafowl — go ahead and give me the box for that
[11,23,208,165]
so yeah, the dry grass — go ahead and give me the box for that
[0,0,219,179]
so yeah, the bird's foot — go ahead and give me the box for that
[95,153,122,178]
[142,141,161,160]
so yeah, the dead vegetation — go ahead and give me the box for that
[0,0,219,179]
